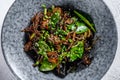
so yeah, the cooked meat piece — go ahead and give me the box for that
[63,12,70,20]
[24,41,32,51]
[53,7,63,15]
[47,51,58,63]
[48,34,61,45]
[40,20,49,29]
[82,55,91,65]
[65,18,73,24]
[55,45,61,51]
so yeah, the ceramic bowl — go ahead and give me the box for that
[1,0,117,80]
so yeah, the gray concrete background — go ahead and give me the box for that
[0,0,120,80]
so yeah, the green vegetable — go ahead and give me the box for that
[61,45,67,53]
[59,41,84,62]
[37,41,50,51]
[50,12,60,27]
[67,22,89,34]
[75,21,89,34]
[41,4,46,8]
[52,5,55,10]
[67,24,76,30]
[44,31,49,38]
[68,39,73,43]
[74,10,96,32]
[34,61,40,66]
[44,8,47,15]
[67,52,78,62]
[30,33,35,40]
[40,58,56,71]
[61,37,66,41]
[42,4,47,15]
[67,41,84,61]
[59,52,67,61]
[71,17,78,22]
[36,40,50,58]
[55,29,68,35]
[42,4,49,19]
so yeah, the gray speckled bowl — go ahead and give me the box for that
[1,0,117,80]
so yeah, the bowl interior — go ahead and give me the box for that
[1,0,117,80]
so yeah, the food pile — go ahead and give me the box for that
[22,5,96,76]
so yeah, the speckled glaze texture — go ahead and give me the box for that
[1,0,117,80]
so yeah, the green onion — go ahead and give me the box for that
[41,4,46,8]
[52,5,55,10]
[44,8,47,15]
[30,33,35,40]
[50,12,60,26]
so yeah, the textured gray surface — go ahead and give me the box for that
[1,0,118,80]
[101,0,120,80]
